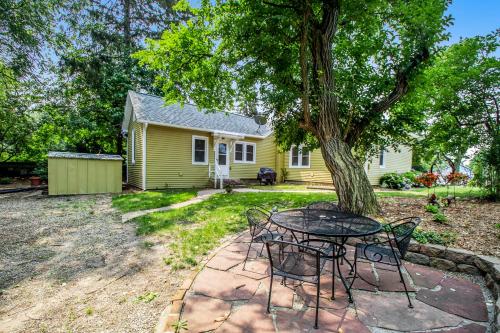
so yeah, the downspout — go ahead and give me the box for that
[142,123,148,190]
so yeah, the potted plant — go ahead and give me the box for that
[31,162,48,186]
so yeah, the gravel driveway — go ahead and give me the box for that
[0,191,185,333]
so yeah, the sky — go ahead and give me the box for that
[444,0,499,45]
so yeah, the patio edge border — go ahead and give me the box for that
[347,237,500,331]
[155,230,246,333]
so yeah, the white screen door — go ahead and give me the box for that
[217,143,230,177]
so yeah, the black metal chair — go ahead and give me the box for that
[243,208,285,270]
[352,217,421,307]
[264,240,329,329]
[306,201,342,211]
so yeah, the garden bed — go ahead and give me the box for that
[378,196,500,256]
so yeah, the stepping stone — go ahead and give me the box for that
[333,261,378,292]
[206,250,246,271]
[432,323,487,333]
[406,263,444,289]
[416,277,488,322]
[355,291,462,331]
[375,265,415,292]
[191,268,260,301]
[229,259,270,280]
[276,308,370,332]
[224,242,260,257]
[233,232,252,243]
[181,295,231,332]
[296,282,350,311]
[216,302,275,333]
[252,281,295,308]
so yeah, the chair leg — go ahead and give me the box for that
[397,263,413,308]
[267,274,274,313]
[331,258,335,300]
[259,242,265,257]
[243,238,254,271]
[315,277,320,329]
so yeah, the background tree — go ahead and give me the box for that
[135,0,450,213]
[407,32,499,197]
[53,0,187,155]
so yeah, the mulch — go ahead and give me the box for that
[378,197,500,257]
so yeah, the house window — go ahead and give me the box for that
[379,147,385,168]
[131,128,136,165]
[192,135,208,165]
[234,141,256,163]
[289,145,310,168]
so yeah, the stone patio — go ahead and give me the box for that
[176,232,493,332]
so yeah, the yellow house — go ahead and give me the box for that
[122,91,412,190]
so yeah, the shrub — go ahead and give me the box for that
[0,177,13,185]
[425,204,439,213]
[412,228,456,246]
[416,172,439,188]
[380,171,420,190]
[433,212,447,223]
[380,173,406,189]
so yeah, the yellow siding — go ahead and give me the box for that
[48,158,122,195]
[146,125,212,189]
[366,146,413,185]
[284,149,333,184]
[282,146,412,186]
[230,135,277,179]
[127,120,143,189]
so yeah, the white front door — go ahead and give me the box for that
[216,142,230,177]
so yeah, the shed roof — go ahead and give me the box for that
[48,152,123,161]
[123,91,272,138]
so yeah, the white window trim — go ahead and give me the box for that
[289,145,311,168]
[131,128,136,165]
[233,141,256,164]
[379,148,386,168]
[192,135,209,165]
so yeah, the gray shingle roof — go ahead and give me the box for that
[48,151,123,161]
[127,91,272,138]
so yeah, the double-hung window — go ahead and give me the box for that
[379,147,386,168]
[234,141,256,163]
[131,128,136,165]
[192,135,208,165]
[289,145,310,168]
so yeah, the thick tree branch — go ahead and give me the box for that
[346,46,431,144]
[298,0,317,135]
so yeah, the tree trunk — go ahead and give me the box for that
[320,137,380,214]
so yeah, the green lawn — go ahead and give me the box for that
[376,186,485,199]
[112,189,198,212]
[133,192,336,270]
[248,183,335,191]
[249,183,484,199]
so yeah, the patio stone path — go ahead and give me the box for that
[175,231,492,332]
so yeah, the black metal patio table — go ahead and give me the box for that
[270,208,382,302]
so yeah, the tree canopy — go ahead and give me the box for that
[135,0,450,213]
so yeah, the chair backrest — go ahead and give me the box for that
[265,240,321,277]
[389,217,421,258]
[246,208,270,236]
[306,201,341,211]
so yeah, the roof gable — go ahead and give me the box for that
[122,91,272,138]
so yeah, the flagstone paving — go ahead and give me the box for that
[177,232,493,332]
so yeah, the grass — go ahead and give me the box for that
[134,192,336,270]
[248,183,334,191]
[112,189,197,212]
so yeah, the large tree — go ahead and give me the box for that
[408,32,500,195]
[54,0,187,155]
[135,0,449,213]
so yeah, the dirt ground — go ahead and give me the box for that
[0,191,190,333]
[379,196,500,256]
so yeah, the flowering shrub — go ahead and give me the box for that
[416,172,439,188]
[445,172,468,185]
